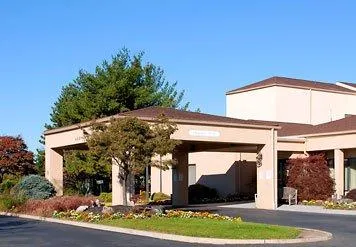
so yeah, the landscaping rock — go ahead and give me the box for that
[151,205,171,214]
[76,205,89,212]
[101,206,114,214]
[90,199,102,207]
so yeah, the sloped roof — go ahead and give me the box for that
[339,82,356,88]
[295,115,356,137]
[119,107,279,128]
[245,120,313,137]
[45,106,356,138]
[226,76,356,95]
[260,115,356,137]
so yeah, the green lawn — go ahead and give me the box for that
[99,217,301,239]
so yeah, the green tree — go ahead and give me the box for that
[44,49,188,194]
[48,48,188,129]
[34,148,45,176]
[63,150,111,194]
[86,116,179,205]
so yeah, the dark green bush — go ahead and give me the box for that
[188,184,218,204]
[0,193,27,211]
[150,192,170,202]
[99,192,112,203]
[11,175,56,200]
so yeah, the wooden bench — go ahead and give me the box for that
[282,187,298,205]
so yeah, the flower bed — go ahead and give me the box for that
[51,209,301,239]
[53,209,242,223]
[301,200,324,206]
[302,199,356,210]
[323,201,356,210]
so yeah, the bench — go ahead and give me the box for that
[282,187,298,205]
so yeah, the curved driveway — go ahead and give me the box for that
[1,206,355,247]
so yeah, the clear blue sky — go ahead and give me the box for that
[1,1,356,152]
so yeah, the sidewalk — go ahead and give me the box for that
[277,205,356,215]
[219,202,356,216]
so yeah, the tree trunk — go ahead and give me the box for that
[159,156,162,193]
[123,174,128,206]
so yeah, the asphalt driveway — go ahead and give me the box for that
[0,206,355,247]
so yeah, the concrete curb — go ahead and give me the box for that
[0,212,332,245]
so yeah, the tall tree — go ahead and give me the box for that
[34,148,45,176]
[63,150,111,194]
[44,49,188,193]
[86,116,180,205]
[48,48,188,129]
[0,136,34,183]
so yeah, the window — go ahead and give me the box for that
[345,158,356,191]
[188,164,196,186]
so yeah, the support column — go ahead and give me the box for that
[45,147,63,196]
[112,160,134,206]
[334,149,345,198]
[256,129,278,210]
[172,151,189,206]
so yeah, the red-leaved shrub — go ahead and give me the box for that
[286,154,334,201]
[18,195,96,216]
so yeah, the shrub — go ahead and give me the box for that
[0,178,18,193]
[99,192,112,203]
[11,175,56,200]
[286,154,334,201]
[346,189,356,201]
[131,191,149,205]
[188,184,218,204]
[150,192,170,202]
[18,195,96,216]
[0,193,27,211]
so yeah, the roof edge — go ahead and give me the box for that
[226,83,356,96]
[44,115,280,136]
[284,129,356,139]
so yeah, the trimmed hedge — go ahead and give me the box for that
[99,192,112,203]
[150,192,170,202]
[188,184,218,204]
[12,175,56,200]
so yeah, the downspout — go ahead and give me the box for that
[309,89,312,124]
[272,128,277,209]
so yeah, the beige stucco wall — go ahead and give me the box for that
[151,166,173,195]
[150,152,257,197]
[275,87,311,124]
[151,129,278,209]
[306,133,356,151]
[171,123,272,145]
[227,86,356,125]
[226,86,277,121]
[189,152,256,197]
[310,90,356,124]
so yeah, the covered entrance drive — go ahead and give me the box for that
[44,107,280,210]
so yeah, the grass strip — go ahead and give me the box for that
[98,217,300,239]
